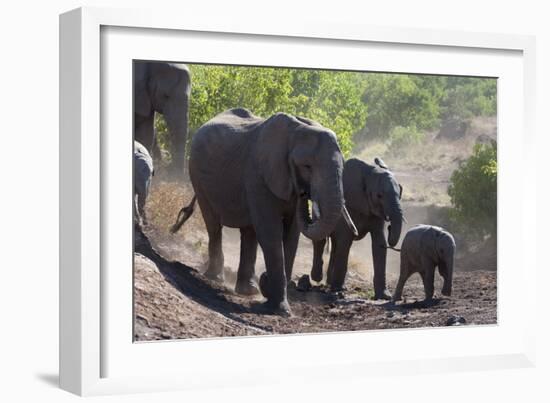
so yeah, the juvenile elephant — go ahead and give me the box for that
[311,158,404,299]
[134,62,190,176]
[134,141,154,226]
[393,224,455,301]
[172,108,356,315]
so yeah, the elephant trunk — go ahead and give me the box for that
[298,169,345,241]
[164,99,189,176]
[386,197,404,247]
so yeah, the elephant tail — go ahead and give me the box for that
[170,195,197,234]
[384,245,401,252]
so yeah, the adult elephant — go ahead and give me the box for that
[311,157,404,299]
[134,62,190,176]
[171,108,356,315]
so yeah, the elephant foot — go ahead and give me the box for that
[204,269,224,283]
[329,284,345,293]
[261,300,292,317]
[441,289,452,297]
[235,279,260,296]
[310,269,323,283]
[374,289,392,300]
[259,272,269,299]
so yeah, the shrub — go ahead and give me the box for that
[448,142,497,239]
[361,74,441,140]
[388,125,425,151]
[156,65,369,159]
[440,77,497,121]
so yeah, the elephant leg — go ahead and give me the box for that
[257,237,289,315]
[198,196,224,282]
[371,227,391,300]
[328,232,353,292]
[393,259,412,301]
[251,208,290,315]
[235,226,259,296]
[421,260,436,301]
[135,116,155,153]
[283,215,300,283]
[137,192,147,225]
[311,238,327,283]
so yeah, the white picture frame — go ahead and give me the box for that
[59,6,537,396]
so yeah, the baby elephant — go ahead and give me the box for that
[393,225,455,302]
[134,141,154,226]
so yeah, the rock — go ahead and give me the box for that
[445,315,466,326]
[296,275,312,292]
[476,134,496,146]
[436,118,469,141]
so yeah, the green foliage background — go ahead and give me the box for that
[153,63,498,239]
[448,142,497,239]
[156,64,497,158]
[186,65,368,157]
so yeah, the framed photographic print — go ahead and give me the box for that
[59,6,537,396]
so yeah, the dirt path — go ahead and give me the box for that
[135,217,496,341]
[134,243,496,341]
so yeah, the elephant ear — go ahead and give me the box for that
[257,113,297,201]
[374,157,388,169]
[134,63,152,117]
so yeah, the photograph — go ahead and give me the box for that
[133,61,498,341]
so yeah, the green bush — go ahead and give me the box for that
[155,65,369,158]
[359,74,497,142]
[440,77,497,121]
[154,66,498,161]
[448,142,497,239]
[361,74,440,139]
[388,125,425,151]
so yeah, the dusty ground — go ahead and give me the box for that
[134,248,497,341]
[134,116,498,341]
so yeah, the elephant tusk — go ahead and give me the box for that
[342,205,358,237]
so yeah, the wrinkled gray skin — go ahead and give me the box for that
[311,158,404,299]
[393,224,455,301]
[134,62,190,176]
[134,141,154,226]
[189,108,348,315]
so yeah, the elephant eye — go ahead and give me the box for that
[299,164,312,173]
[377,193,383,198]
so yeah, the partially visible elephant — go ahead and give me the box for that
[311,157,404,299]
[393,224,455,301]
[171,108,356,315]
[134,141,154,226]
[134,62,190,176]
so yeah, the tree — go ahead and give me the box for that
[156,65,368,158]
[360,74,440,139]
[448,142,497,239]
